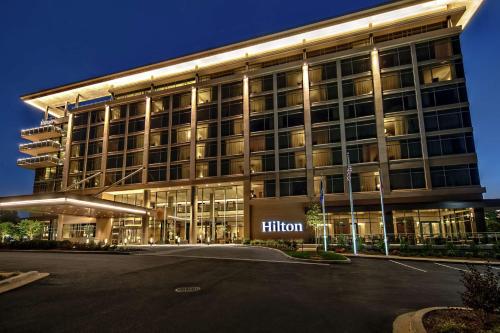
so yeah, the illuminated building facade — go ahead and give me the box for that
[3,0,491,244]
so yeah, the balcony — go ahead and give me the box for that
[19,140,61,156]
[21,125,63,141]
[17,155,61,169]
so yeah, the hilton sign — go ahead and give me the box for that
[262,221,304,233]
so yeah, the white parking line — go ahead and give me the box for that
[434,263,469,272]
[389,260,427,272]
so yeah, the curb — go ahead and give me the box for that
[393,307,470,333]
[245,245,351,264]
[0,249,131,255]
[0,271,50,294]
[344,253,500,265]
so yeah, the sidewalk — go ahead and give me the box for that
[343,253,500,265]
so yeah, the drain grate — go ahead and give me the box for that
[175,286,201,293]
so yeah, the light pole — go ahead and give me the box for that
[347,152,358,255]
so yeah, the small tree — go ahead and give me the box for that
[460,265,500,326]
[17,220,43,240]
[306,202,322,244]
[0,222,15,242]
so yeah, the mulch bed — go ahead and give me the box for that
[423,309,500,333]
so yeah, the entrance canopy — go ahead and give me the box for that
[0,193,150,218]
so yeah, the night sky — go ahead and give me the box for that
[0,0,498,198]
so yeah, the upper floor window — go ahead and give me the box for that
[381,69,414,91]
[277,70,302,89]
[427,133,475,156]
[221,82,243,99]
[416,36,461,62]
[250,75,273,94]
[421,83,468,108]
[424,107,471,132]
[309,62,337,83]
[311,104,339,124]
[390,168,426,190]
[173,92,191,109]
[344,98,375,119]
[430,164,479,188]
[383,92,417,114]
[341,55,371,76]
[379,47,412,69]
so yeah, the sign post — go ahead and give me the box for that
[347,153,358,255]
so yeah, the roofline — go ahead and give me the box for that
[19,0,425,100]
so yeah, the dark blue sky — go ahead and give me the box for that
[0,0,498,197]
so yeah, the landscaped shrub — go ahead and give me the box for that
[0,240,117,251]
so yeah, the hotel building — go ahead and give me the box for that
[1,0,492,245]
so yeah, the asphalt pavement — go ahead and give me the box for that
[0,245,483,333]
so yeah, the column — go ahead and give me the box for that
[190,186,198,244]
[142,97,151,183]
[142,189,151,244]
[166,95,173,181]
[273,74,280,197]
[336,61,349,194]
[371,49,391,192]
[62,113,74,189]
[190,86,197,180]
[302,60,314,197]
[243,75,250,176]
[410,43,432,189]
[243,179,251,240]
[384,210,394,242]
[217,84,222,176]
[100,105,110,188]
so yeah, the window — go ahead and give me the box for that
[310,82,338,103]
[170,164,188,180]
[387,139,422,160]
[379,47,412,69]
[171,127,190,143]
[106,155,123,169]
[129,102,146,116]
[150,131,168,147]
[124,169,142,184]
[313,148,342,167]
[173,92,191,109]
[197,123,217,140]
[196,141,217,158]
[126,151,143,167]
[149,148,167,164]
[148,167,166,182]
[250,95,273,113]
[381,69,414,91]
[350,172,379,192]
[250,134,274,152]
[197,104,217,122]
[280,177,307,196]
[105,171,122,185]
[424,107,471,132]
[111,105,127,120]
[221,158,244,175]
[311,104,339,123]
[278,110,304,128]
[384,115,419,136]
[278,130,305,149]
[279,151,306,170]
[87,141,102,156]
[251,180,275,198]
[221,100,243,117]
[197,86,218,104]
[221,82,243,99]
[347,143,378,163]
[88,125,103,139]
[90,110,105,123]
[221,119,243,136]
[390,168,426,190]
[128,118,145,133]
[309,62,337,83]
[72,127,87,141]
[312,125,340,145]
[341,55,371,76]
[250,75,273,94]
[86,157,101,172]
[342,77,373,97]
[73,113,88,126]
[69,159,84,173]
[250,154,275,172]
[427,133,475,156]
[170,146,190,162]
[71,143,85,157]
[109,121,125,136]
[345,121,377,141]
[250,114,273,132]
[152,96,169,113]
[151,114,168,129]
[344,98,375,119]
[222,138,244,156]
[431,164,480,188]
[416,36,461,62]
[277,70,302,89]
[172,109,190,125]
[127,134,144,150]
[277,90,303,108]
[383,92,417,114]
[108,138,124,152]
[326,175,344,193]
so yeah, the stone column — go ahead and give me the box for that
[142,97,151,183]
[371,49,391,193]
[142,189,151,244]
[273,73,280,197]
[100,105,110,187]
[302,61,314,197]
[190,186,198,244]
[336,61,348,194]
[190,86,197,180]
[62,113,74,189]
[410,43,432,189]
[243,75,250,176]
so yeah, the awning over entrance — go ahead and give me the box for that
[0,193,150,218]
